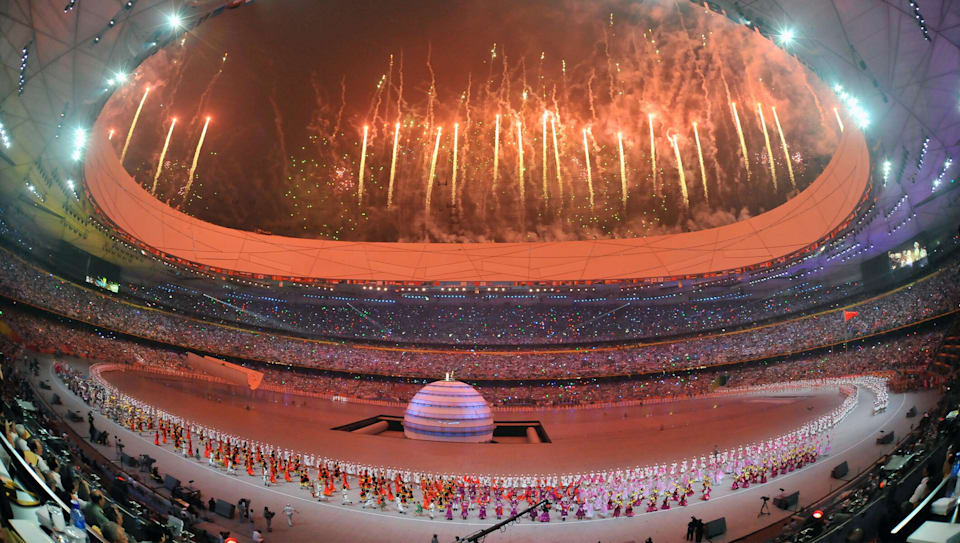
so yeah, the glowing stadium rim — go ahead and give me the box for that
[84,119,869,285]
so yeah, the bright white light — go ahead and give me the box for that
[71,128,87,162]
[779,29,795,45]
[0,121,10,149]
[167,13,183,29]
[66,179,75,190]
[114,71,128,83]
[834,85,870,128]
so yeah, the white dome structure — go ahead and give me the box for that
[403,376,494,443]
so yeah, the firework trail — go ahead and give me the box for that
[692,121,708,202]
[771,106,796,190]
[451,123,459,207]
[648,113,657,195]
[182,116,210,204]
[516,118,525,206]
[357,125,369,206]
[152,117,177,195]
[425,127,442,216]
[542,112,549,203]
[426,44,437,129]
[492,114,501,190]
[618,131,627,210]
[757,103,777,191]
[730,102,750,179]
[331,76,346,139]
[388,123,400,208]
[833,107,844,133]
[582,128,595,209]
[550,115,563,204]
[120,87,150,163]
[670,135,689,208]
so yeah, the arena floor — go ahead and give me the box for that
[100,370,845,476]
[37,357,937,543]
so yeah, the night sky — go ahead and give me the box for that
[101,0,839,242]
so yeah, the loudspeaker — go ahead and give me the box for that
[877,432,895,444]
[906,406,917,418]
[705,517,727,538]
[832,461,849,479]
[214,499,236,519]
[773,491,799,510]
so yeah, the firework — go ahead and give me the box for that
[425,126,442,216]
[108,129,115,141]
[387,122,400,208]
[648,113,657,195]
[670,135,689,208]
[833,107,844,133]
[771,106,797,189]
[693,121,708,202]
[183,116,210,203]
[757,103,777,191]
[617,131,627,210]
[120,87,150,163]
[357,125,368,206]
[516,118,525,205]
[542,112,549,203]
[550,115,563,204]
[451,122,459,207]
[151,117,177,195]
[582,128,595,209]
[730,102,750,179]
[492,114,501,190]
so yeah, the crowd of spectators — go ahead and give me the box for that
[0,301,943,407]
[121,278,864,345]
[0,249,956,381]
[2,248,957,351]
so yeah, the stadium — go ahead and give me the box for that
[0,1,958,542]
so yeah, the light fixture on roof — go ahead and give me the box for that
[167,12,184,30]
[778,28,795,45]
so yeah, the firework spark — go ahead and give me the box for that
[120,87,150,163]
[151,117,177,195]
[833,107,844,133]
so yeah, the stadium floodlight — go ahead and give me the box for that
[167,13,183,30]
[779,29,795,45]
[71,128,87,161]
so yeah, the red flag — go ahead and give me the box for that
[843,310,859,322]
